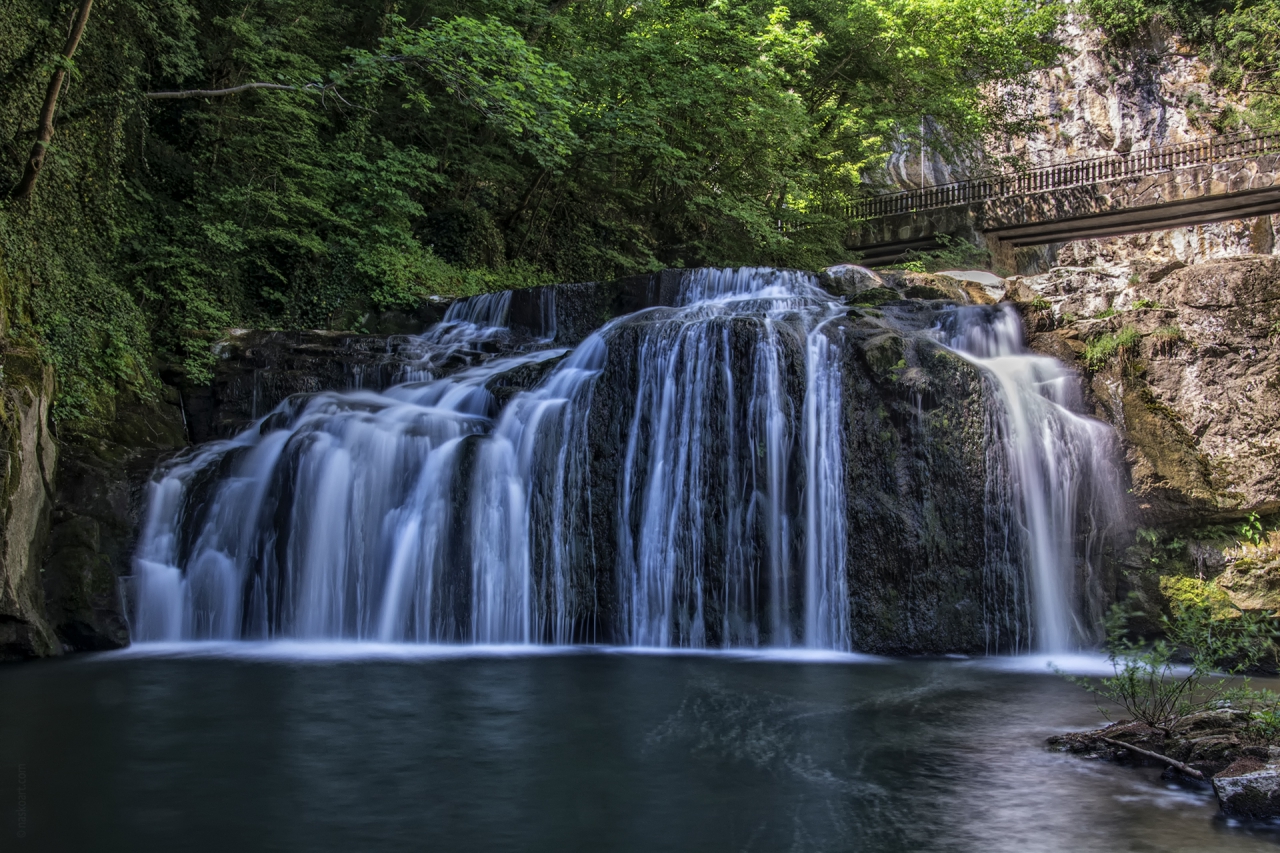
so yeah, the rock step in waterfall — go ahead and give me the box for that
[131,268,1122,653]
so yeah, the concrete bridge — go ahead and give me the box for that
[847,130,1280,268]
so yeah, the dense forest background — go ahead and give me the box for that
[0,0,1273,430]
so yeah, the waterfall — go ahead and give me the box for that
[941,305,1121,652]
[132,271,854,647]
[131,270,1119,653]
[132,295,569,642]
[610,269,840,647]
[804,319,851,652]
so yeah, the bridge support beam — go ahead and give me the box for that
[847,152,1280,270]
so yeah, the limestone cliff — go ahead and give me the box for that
[1004,254,1280,616]
[1019,254,1280,523]
[875,4,1279,276]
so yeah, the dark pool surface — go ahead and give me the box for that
[3,646,1279,852]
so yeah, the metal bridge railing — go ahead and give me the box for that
[845,129,1280,221]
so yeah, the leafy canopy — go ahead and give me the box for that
[1,0,1065,426]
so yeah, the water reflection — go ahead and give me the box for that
[1,654,1277,852]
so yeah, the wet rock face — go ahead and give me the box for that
[508,271,686,345]
[189,272,688,442]
[41,392,187,652]
[830,312,1000,654]
[576,312,811,646]
[184,331,438,443]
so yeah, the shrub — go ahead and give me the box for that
[1083,325,1141,371]
[1062,601,1277,729]
[898,234,992,273]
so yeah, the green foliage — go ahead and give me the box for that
[1,0,1068,426]
[1211,0,1280,125]
[1093,307,1118,319]
[1081,0,1157,42]
[897,234,991,273]
[1083,325,1141,371]
[1150,324,1183,355]
[1248,701,1280,742]
[1132,297,1161,309]
[1241,512,1266,547]
[1063,600,1277,728]
[1131,526,1188,572]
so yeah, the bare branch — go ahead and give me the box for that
[1098,736,1206,780]
[144,81,363,111]
[145,82,306,100]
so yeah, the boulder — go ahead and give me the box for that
[1214,758,1280,819]
[1216,538,1280,613]
[819,264,884,299]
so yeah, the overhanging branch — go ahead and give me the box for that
[144,81,359,110]
[145,82,312,100]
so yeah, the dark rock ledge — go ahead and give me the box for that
[1049,710,1280,819]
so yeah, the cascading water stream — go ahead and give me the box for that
[132,292,571,642]
[609,269,844,647]
[941,305,1122,652]
[131,269,1119,653]
[132,271,855,648]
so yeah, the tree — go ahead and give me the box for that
[9,0,94,201]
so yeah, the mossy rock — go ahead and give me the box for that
[1218,554,1280,613]
[902,284,954,301]
[1158,575,1234,615]
[858,332,906,383]
[850,287,903,308]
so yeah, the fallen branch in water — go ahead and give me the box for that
[1099,735,1206,780]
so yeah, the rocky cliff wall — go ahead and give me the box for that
[1020,254,1280,522]
[0,349,58,660]
[872,5,1279,276]
[1007,253,1280,618]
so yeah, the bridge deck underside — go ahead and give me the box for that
[848,154,1280,266]
[987,184,1280,247]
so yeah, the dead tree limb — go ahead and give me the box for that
[144,83,302,100]
[144,82,358,110]
[1098,736,1206,781]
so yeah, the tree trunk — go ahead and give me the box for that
[9,0,95,202]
